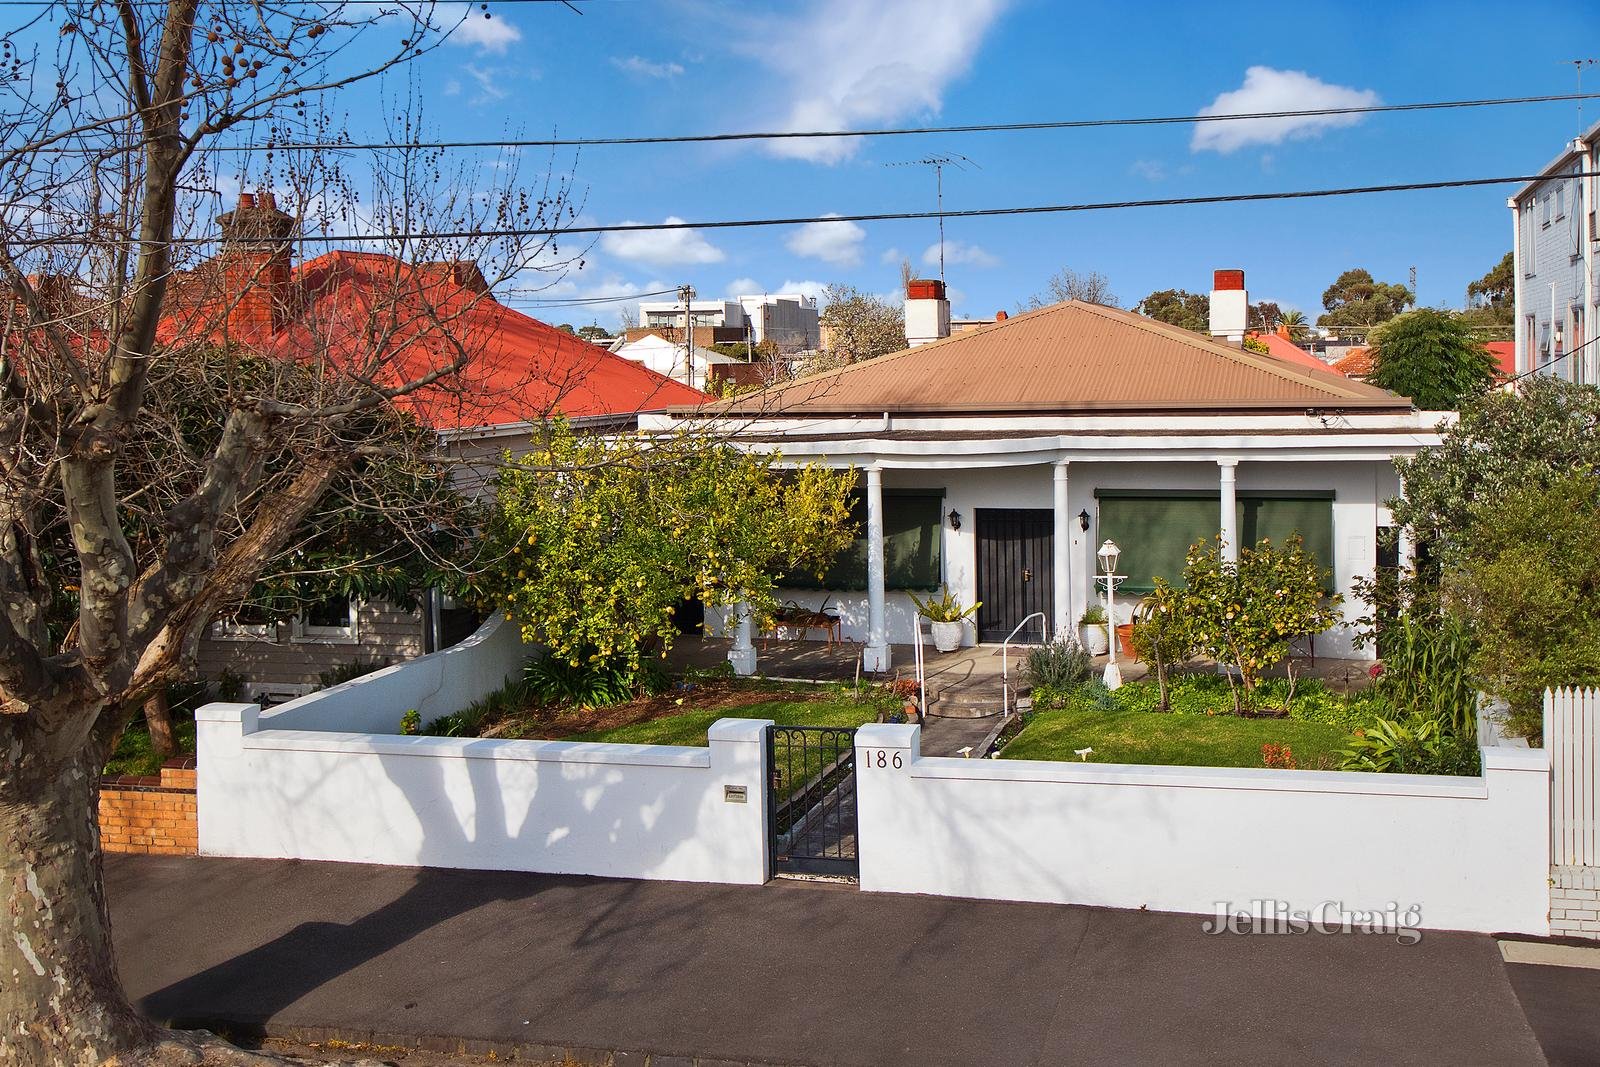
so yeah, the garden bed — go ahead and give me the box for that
[999,674,1379,771]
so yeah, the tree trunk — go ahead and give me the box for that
[1,738,156,1065]
[143,688,175,762]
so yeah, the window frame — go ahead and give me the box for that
[289,595,361,644]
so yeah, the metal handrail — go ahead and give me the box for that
[1001,611,1050,715]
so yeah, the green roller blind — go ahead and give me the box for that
[780,489,944,592]
[1096,491,1334,593]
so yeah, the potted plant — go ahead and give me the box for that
[888,677,922,722]
[909,586,981,652]
[1078,604,1110,656]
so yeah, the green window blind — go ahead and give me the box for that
[780,489,944,592]
[1095,492,1334,594]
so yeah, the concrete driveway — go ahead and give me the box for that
[110,855,1545,1066]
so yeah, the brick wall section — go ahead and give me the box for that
[99,757,197,856]
[1550,865,1600,939]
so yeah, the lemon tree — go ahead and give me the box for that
[478,424,857,687]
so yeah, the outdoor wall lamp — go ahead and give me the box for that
[1077,509,1091,532]
[947,508,962,530]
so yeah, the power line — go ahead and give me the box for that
[222,171,1600,243]
[46,91,1600,154]
[503,286,676,308]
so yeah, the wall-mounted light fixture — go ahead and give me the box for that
[947,508,962,530]
[1077,509,1091,532]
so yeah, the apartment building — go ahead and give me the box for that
[1510,123,1600,382]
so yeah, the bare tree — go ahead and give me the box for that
[1019,266,1119,310]
[0,3,584,1062]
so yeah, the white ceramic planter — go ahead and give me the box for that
[929,620,964,653]
[1079,624,1109,656]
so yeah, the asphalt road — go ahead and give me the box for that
[109,855,1548,1066]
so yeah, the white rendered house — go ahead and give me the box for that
[645,283,1448,673]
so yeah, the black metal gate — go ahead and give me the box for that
[766,724,858,879]
[975,508,1055,643]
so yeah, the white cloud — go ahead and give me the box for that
[786,214,866,266]
[601,217,726,266]
[725,277,763,297]
[461,63,508,104]
[612,55,685,79]
[442,3,523,54]
[1129,159,1166,182]
[922,240,998,269]
[880,246,905,265]
[1191,67,1380,154]
[777,279,830,303]
[745,0,1010,164]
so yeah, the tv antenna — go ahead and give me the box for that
[886,152,979,284]
[1567,59,1599,132]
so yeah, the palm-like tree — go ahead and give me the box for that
[1279,308,1311,342]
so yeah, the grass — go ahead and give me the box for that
[561,688,884,746]
[999,706,1354,769]
[104,716,198,777]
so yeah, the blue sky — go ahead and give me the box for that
[277,0,1600,324]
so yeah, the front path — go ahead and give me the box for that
[111,856,1543,1067]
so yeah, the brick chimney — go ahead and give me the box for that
[904,278,950,347]
[1208,268,1248,343]
[216,191,295,344]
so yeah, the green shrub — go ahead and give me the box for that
[400,709,421,735]
[525,653,666,708]
[1340,715,1481,776]
[214,667,245,702]
[423,675,536,736]
[1373,613,1478,739]
[1128,581,1197,709]
[1023,638,1093,694]
[1076,678,1118,712]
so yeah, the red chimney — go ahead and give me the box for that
[1212,269,1245,291]
[216,191,295,344]
[995,309,1008,321]
[906,278,945,301]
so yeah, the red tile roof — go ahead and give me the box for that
[1247,328,1329,372]
[1332,347,1373,377]
[164,246,705,431]
[1484,341,1516,377]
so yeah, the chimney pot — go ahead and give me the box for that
[237,192,256,210]
[1213,269,1245,291]
[995,309,1008,321]
[906,278,945,301]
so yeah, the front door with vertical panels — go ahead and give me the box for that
[975,509,1054,643]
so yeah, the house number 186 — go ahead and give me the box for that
[864,750,902,769]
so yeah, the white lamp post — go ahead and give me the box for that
[1096,539,1123,690]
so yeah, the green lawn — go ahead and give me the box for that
[1000,707,1354,769]
[561,692,882,746]
[104,718,197,777]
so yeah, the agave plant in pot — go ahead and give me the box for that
[909,586,981,652]
[1078,604,1110,656]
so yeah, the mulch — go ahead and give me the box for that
[480,679,824,740]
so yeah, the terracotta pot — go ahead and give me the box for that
[903,700,921,724]
[1115,622,1137,659]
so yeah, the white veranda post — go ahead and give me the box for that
[864,465,891,672]
[1218,459,1239,562]
[1052,460,1072,640]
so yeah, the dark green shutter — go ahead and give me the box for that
[780,489,944,591]
[1095,491,1333,594]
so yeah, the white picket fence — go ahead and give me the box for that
[1547,687,1600,867]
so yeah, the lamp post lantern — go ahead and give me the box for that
[1096,539,1123,690]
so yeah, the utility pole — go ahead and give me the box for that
[1409,265,1417,307]
[678,283,696,389]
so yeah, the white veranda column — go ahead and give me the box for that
[1218,459,1239,562]
[1052,460,1071,641]
[727,601,757,676]
[863,465,891,672]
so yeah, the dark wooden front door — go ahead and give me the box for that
[975,508,1054,643]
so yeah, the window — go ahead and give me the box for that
[1572,304,1585,384]
[1543,189,1552,227]
[1556,178,1566,221]
[1095,491,1335,595]
[210,603,275,642]
[1526,313,1538,368]
[1522,201,1537,271]
[779,489,944,591]
[291,594,359,643]
[1540,321,1552,365]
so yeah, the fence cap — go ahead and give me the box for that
[856,722,919,749]
[194,701,261,725]
[1481,744,1550,772]
[708,717,771,744]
